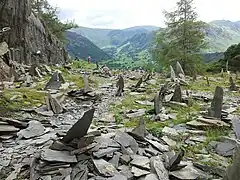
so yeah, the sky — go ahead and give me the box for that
[48,0,240,29]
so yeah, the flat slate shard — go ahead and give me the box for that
[208,86,223,119]
[147,139,169,152]
[130,155,150,170]
[135,77,143,88]
[232,116,240,139]
[0,125,19,134]
[17,120,45,139]
[62,108,95,143]
[131,166,150,177]
[41,149,77,163]
[170,65,176,82]
[150,156,169,180]
[116,75,124,96]
[215,141,235,157]
[145,173,159,180]
[93,148,120,158]
[171,84,182,102]
[225,145,240,180]
[44,71,65,90]
[93,159,118,177]
[71,161,88,180]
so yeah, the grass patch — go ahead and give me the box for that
[71,60,96,70]
[0,88,46,114]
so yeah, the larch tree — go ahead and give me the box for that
[155,0,207,75]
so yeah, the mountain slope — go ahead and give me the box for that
[70,26,159,48]
[65,31,111,61]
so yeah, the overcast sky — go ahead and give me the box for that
[48,0,240,29]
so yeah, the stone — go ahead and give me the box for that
[120,155,131,164]
[44,71,65,90]
[0,42,9,56]
[164,93,174,102]
[114,131,139,153]
[170,65,176,82]
[169,149,185,171]
[176,61,185,79]
[232,116,240,139]
[162,136,177,147]
[17,120,45,139]
[93,159,118,177]
[116,75,124,96]
[208,86,223,119]
[62,108,95,143]
[118,165,134,179]
[0,125,19,134]
[225,145,240,180]
[144,173,159,180]
[130,118,147,140]
[154,92,162,115]
[136,100,154,106]
[229,76,238,91]
[107,174,127,180]
[48,94,63,114]
[109,153,121,168]
[147,139,169,152]
[162,127,179,138]
[93,148,120,158]
[215,141,235,157]
[83,73,92,93]
[186,120,212,128]
[198,117,230,127]
[131,166,150,177]
[41,149,77,163]
[171,84,182,102]
[150,156,169,180]
[126,109,145,118]
[130,155,150,170]
[170,162,205,180]
[135,77,143,88]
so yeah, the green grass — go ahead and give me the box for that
[71,60,96,70]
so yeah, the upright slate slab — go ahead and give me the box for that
[135,77,143,88]
[229,76,238,91]
[232,116,240,139]
[208,86,223,119]
[171,84,182,102]
[83,73,92,93]
[170,65,176,82]
[62,108,95,143]
[176,61,185,78]
[44,71,65,90]
[116,75,124,96]
[154,92,162,115]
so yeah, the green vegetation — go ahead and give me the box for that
[154,0,207,75]
[31,0,78,42]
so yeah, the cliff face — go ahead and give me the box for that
[0,0,68,65]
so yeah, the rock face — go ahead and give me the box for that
[0,0,68,65]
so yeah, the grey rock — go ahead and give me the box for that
[232,115,240,139]
[93,148,120,158]
[120,155,131,164]
[83,73,92,93]
[147,139,169,152]
[176,61,185,79]
[229,76,238,91]
[48,94,63,114]
[135,77,143,88]
[215,141,235,157]
[44,71,65,90]
[162,127,179,138]
[62,108,95,143]
[0,125,19,134]
[41,149,77,163]
[136,100,154,106]
[114,131,139,154]
[169,149,185,171]
[17,120,45,139]
[131,166,150,177]
[118,165,134,180]
[93,159,118,177]
[126,109,145,118]
[208,86,223,119]
[150,156,169,180]
[170,65,176,82]
[161,136,177,147]
[154,92,162,115]
[225,144,240,180]
[71,161,88,180]
[107,174,127,180]
[109,153,121,168]
[130,118,146,140]
[171,84,182,102]
[130,155,150,170]
[144,173,159,180]
[116,75,124,96]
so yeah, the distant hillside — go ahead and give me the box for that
[65,31,111,61]
[70,26,159,48]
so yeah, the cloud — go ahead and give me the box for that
[48,0,240,29]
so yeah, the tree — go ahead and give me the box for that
[31,0,78,42]
[154,0,207,75]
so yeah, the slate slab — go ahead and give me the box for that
[93,159,118,177]
[208,86,223,118]
[17,120,45,139]
[93,148,120,158]
[215,141,235,157]
[147,139,169,152]
[130,155,150,170]
[41,149,77,163]
[232,116,240,139]
[150,156,169,180]
[62,108,95,143]
[131,166,150,177]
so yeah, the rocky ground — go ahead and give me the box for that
[0,60,240,180]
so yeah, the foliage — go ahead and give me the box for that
[153,0,207,75]
[31,0,78,42]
